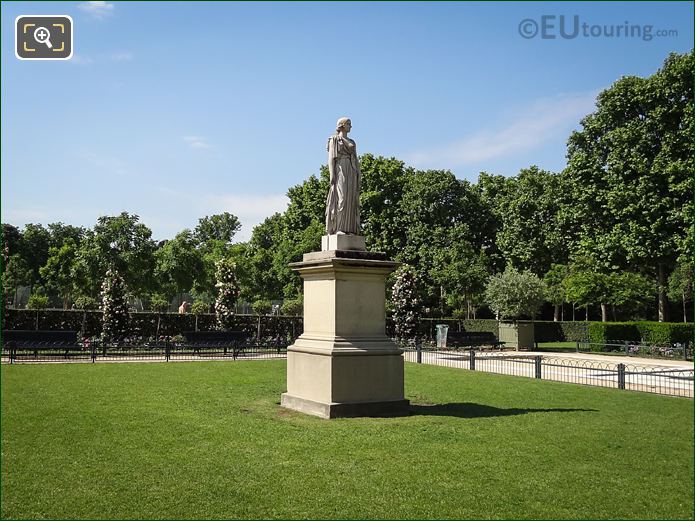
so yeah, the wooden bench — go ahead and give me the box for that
[182,331,250,358]
[2,330,83,359]
[445,331,506,350]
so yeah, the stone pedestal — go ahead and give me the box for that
[281,247,409,419]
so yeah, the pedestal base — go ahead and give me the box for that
[281,249,406,419]
[281,393,410,419]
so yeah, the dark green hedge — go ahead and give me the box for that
[4,310,690,346]
[588,321,693,346]
[2,309,302,342]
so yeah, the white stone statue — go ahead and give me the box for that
[325,117,361,235]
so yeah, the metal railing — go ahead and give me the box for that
[402,344,693,398]
[2,338,288,364]
[4,337,692,398]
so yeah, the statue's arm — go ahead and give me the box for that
[327,136,336,184]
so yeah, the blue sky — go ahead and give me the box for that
[2,1,693,241]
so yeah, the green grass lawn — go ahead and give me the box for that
[2,361,693,520]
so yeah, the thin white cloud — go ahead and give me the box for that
[408,91,599,168]
[78,1,115,19]
[183,136,212,150]
[110,51,133,62]
[70,53,94,65]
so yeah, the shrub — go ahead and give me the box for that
[26,294,49,310]
[281,297,303,317]
[588,322,641,347]
[252,299,273,315]
[462,319,499,336]
[634,322,693,344]
[485,267,546,320]
[149,294,169,313]
[559,321,589,342]
[190,301,210,315]
[587,321,693,347]
[73,296,99,310]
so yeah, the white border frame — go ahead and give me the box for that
[15,15,74,61]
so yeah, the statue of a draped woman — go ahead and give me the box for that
[325,117,361,235]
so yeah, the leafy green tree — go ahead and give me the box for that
[26,294,49,310]
[252,299,273,315]
[40,238,78,309]
[432,226,489,318]
[604,272,655,321]
[3,254,33,306]
[194,213,241,245]
[485,266,546,321]
[47,223,85,249]
[565,51,693,321]
[396,170,472,308]
[155,230,205,298]
[19,223,51,285]
[360,155,411,257]
[190,300,210,315]
[668,260,693,323]
[73,213,156,298]
[100,268,129,343]
[563,267,607,321]
[281,296,303,316]
[244,213,287,301]
[495,166,572,276]
[544,264,569,321]
[149,294,169,313]
[1,224,22,257]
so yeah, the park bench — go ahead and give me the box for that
[182,331,250,358]
[2,330,83,359]
[445,331,506,350]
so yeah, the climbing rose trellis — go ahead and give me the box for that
[391,264,421,342]
[100,268,129,343]
[215,258,240,331]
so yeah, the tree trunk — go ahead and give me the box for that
[611,304,617,322]
[657,263,669,322]
[585,305,589,321]
[572,302,575,321]
[683,292,688,323]
[561,304,564,322]
[600,303,608,322]
[553,304,560,322]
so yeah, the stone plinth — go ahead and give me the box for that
[321,233,366,252]
[281,249,409,419]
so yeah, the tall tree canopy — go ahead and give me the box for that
[565,51,693,321]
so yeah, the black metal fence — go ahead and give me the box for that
[3,338,692,399]
[2,339,287,364]
[402,345,694,398]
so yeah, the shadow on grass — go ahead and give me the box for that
[409,402,597,418]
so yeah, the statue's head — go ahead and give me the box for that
[336,117,352,133]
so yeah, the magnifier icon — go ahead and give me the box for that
[33,26,53,49]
